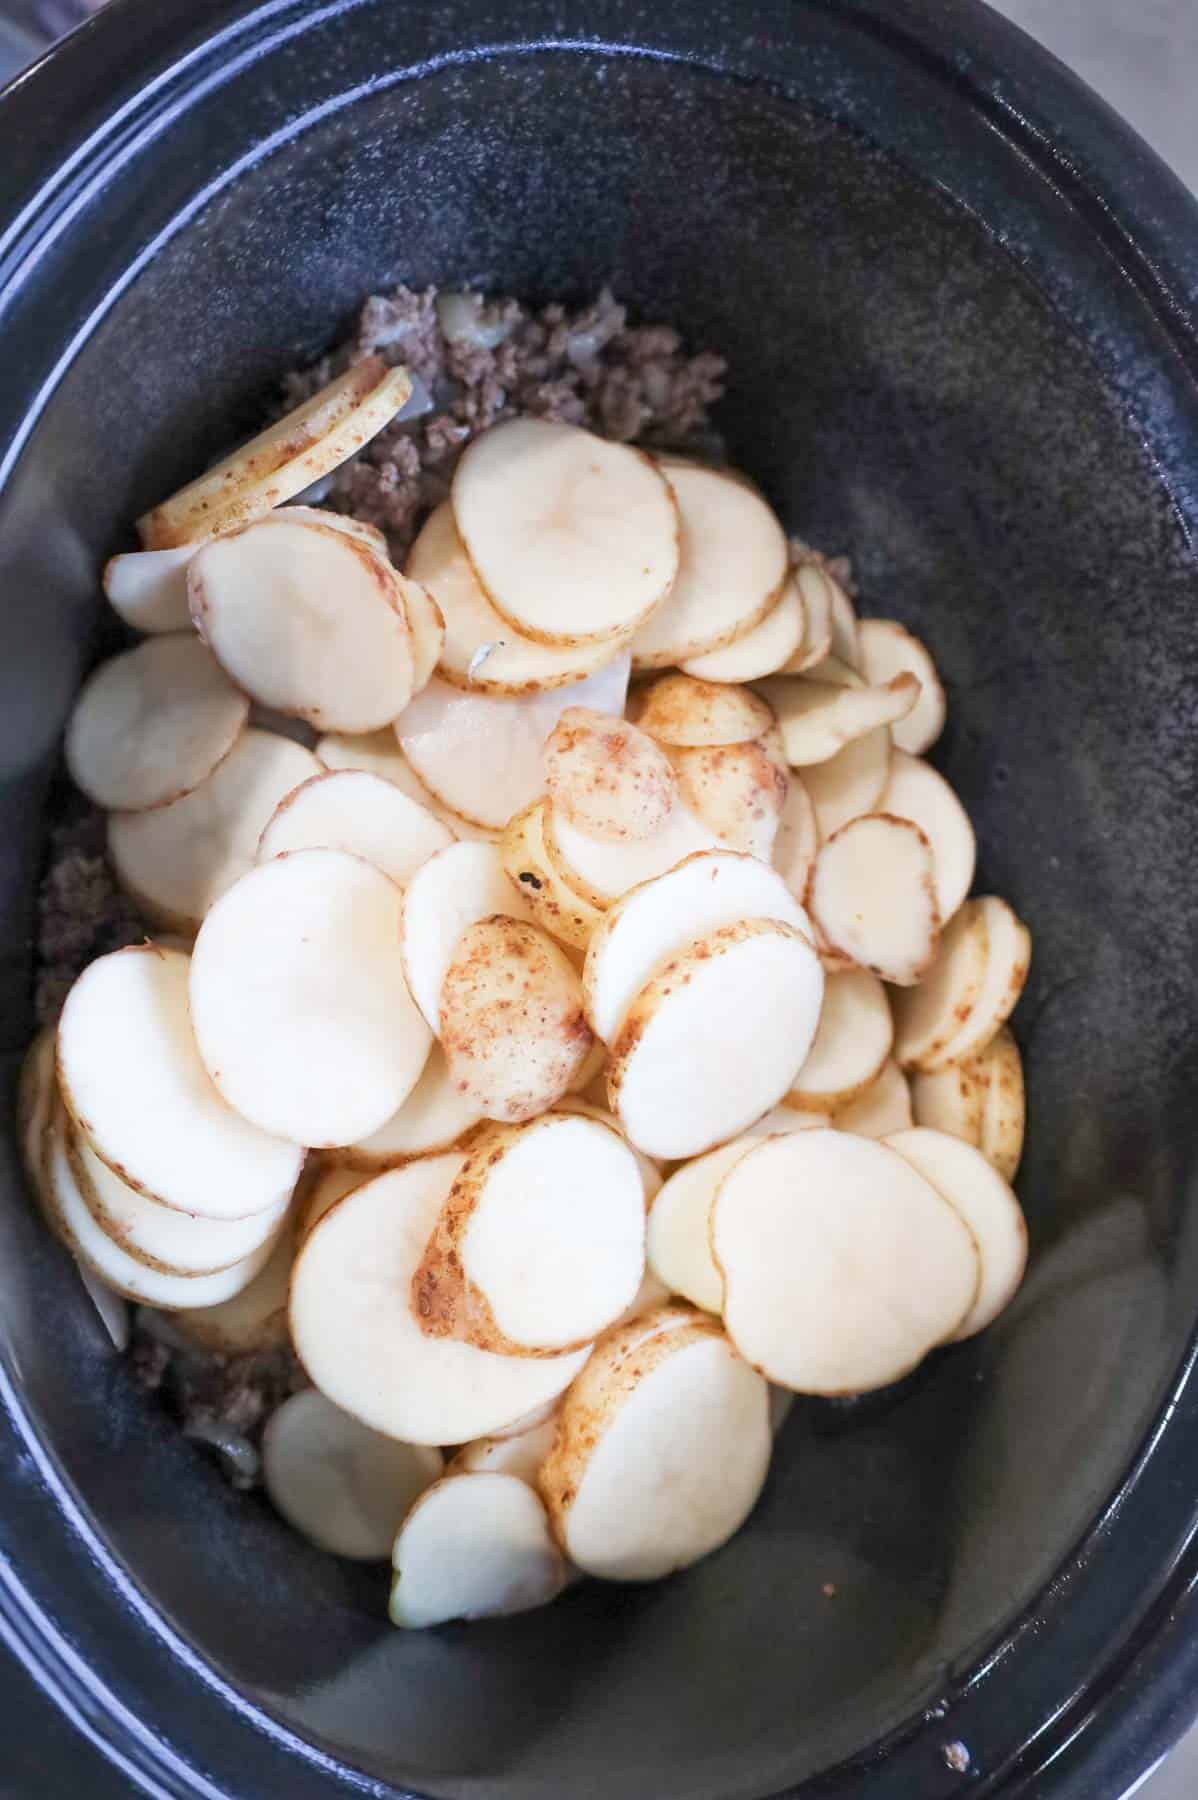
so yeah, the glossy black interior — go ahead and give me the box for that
[1,3,1197,1796]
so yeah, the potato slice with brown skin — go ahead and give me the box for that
[825,571,861,669]
[788,968,894,1112]
[17,1027,55,1203]
[891,898,991,1072]
[859,620,946,755]
[760,667,919,768]
[632,674,774,748]
[802,726,891,839]
[646,1140,755,1312]
[551,1097,664,1208]
[910,1058,987,1147]
[669,740,788,860]
[449,1414,560,1485]
[390,1472,567,1626]
[500,798,605,953]
[296,1163,368,1240]
[257,768,453,887]
[104,545,194,634]
[980,1026,1025,1182]
[544,799,719,912]
[934,895,1031,1065]
[439,916,595,1123]
[340,1046,484,1172]
[881,750,976,924]
[400,841,535,1032]
[832,1059,913,1138]
[808,814,940,985]
[544,707,677,842]
[773,772,819,903]
[681,576,805,682]
[172,1222,297,1354]
[779,564,834,673]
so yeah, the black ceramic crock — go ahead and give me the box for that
[1,2,1197,1795]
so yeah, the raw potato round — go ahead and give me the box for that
[670,741,788,861]
[551,1098,665,1208]
[538,1310,771,1580]
[608,918,825,1160]
[646,1140,754,1312]
[390,1472,566,1627]
[808,813,940,986]
[172,1222,297,1353]
[633,674,774,749]
[450,1415,559,1485]
[411,1114,645,1353]
[760,667,918,768]
[711,1131,980,1393]
[342,1046,484,1171]
[773,774,819,903]
[630,463,788,668]
[802,727,890,839]
[910,1059,987,1147]
[57,946,303,1221]
[397,659,629,831]
[17,1027,55,1201]
[891,898,991,1072]
[439,916,595,1123]
[980,1026,1026,1182]
[832,1060,913,1138]
[138,359,411,549]
[780,565,834,673]
[263,1388,443,1560]
[544,708,677,843]
[257,769,453,887]
[583,849,813,1046]
[66,636,249,812]
[316,730,473,838]
[884,1128,1026,1338]
[104,545,194,634]
[859,620,946,756]
[787,968,894,1111]
[453,418,679,646]
[189,515,416,731]
[289,1156,590,1444]
[500,799,606,953]
[681,577,805,682]
[935,895,1031,1066]
[297,1163,367,1240]
[108,728,322,931]
[545,801,719,911]
[400,841,534,1033]
[881,751,975,923]
[825,572,861,669]
[281,505,389,557]
[408,502,626,693]
[190,849,432,1147]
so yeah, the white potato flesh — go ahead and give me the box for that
[138,359,411,549]
[909,1060,986,1147]
[500,799,606,953]
[630,463,787,667]
[832,1060,913,1138]
[68,1123,289,1275]
[342,1046,484,1170]
[488,1397,562,1442]
[412,1115,645,1353]
[881,750,975,923]
[399,841,534,1032]
[711,1131,979,1393]
[633,674,774,748]
[670,741,788,860]
[281,505,389,556]
[103,545,194,634]
[397,658,630,831]
[891,898,990,1072]
[681,576,805,682]
[453,419,679,645]
[451,1415,559,1485]
[780,565,834,673]
[550,1098,664,1207]
[172,1222,297,1353]
[263,1389,443,1560]
[545,800,719,910]
[788,968,894,1111]
[66,636,249,813]
[611,1268,673,1328]
[108,728,321,931]
[17,1027,55,1200]
[825,573,861,669]
[408,502,626,693]
[190,516,415,731]
[646,1140,753,1312]
[439,916,595,1124]
[885,1128,1026,1339]
[315,730,475,839]
[289,1156,589,1443]
[190,849,432,1147]
[297,1163,367,1240]
[57,946,303,1220]
[582,849,813,1046]
[802,727,890,839]
[539,1315,771,1580]
[390,1472,566,1626]
[980,1026,1025,1182]
[609,919,825,1160]
[544,708,677,843]
[935,895,1032,1065]
[760,668,918,768]
[773,773,819,903]
[808,814,940,985]
[859,620,946,755]
[257,769,452,887]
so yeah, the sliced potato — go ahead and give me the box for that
[608,918,825,1160]
[544,801,719,911]
[551,1096,664,1207]
[66,636,248,813]
[297,1163,368,1240]
[880,750,975,923]
[980,1026,1025,1182]
[681,576,805,682]
[453,418,679,646]
[934,895,1031,1065]
[773,773,819,903]
[802,726,890,839]
[859,620,946,755]
[190,515,416,731]
[582,849,813,1046]
[103,545,194,634]
[910,1059,987,1147]
[17,1027,55,1201]
[884,1128,1026,1338]
[633,674,774,748]
[891,898,991,1072]
[711,1131,980,1393]
[629,463,788,667]
[315,729,475,838]
[397,659,629,831]
[400,841,534,1032]
[390,1472,567,1626]
[670,740,788,860]
[759,667,918,768]
[341,1046,483,1171]
[412,1114,645,1353]
[289,1155,590,1444]
[832,1059,913,1138]
[544,708,677,842]
[257,768,453,887]
[538,1309,771,1580]
[439,917,595,1123]
[646,1139,754,1312]
[779,564,834,673]
[108,728,322,931]
[408,502,627,693]
[500,799,606,954]
[190,849,432,1147]
[171,1221,297,1353]
[57,945,303,1220]
[788,968,894,1112]
[281,505,389,557]
[611,1267,673,1328]
[138,359,411,549]
[825,571,861,669]
[808,814,940,985]
[263,1389,443,1560]
[450,1414,560,1484]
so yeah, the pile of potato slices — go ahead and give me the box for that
[20,362,1032,1628]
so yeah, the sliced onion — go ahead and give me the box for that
[436,293,514,351]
